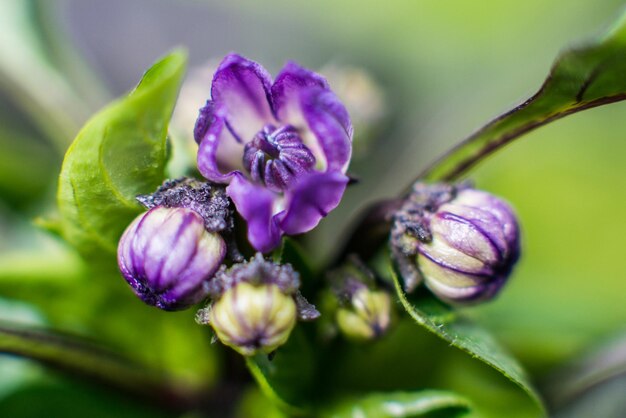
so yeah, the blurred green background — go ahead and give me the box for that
[1,0,625,416]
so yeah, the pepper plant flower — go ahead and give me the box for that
[194,54,353,252]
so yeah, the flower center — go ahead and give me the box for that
[243,125,316,192]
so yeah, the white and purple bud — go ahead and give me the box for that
[391,183,520,304]
[196,254,320,356]
[117,178,235,310]
[117,207,226,311]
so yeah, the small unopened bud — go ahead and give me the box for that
[118,207,226,310]
[336,287,392,341]
[328,256,394,341]
[207,282,297,356]
[197,254,319,356]
[391,183,520,304]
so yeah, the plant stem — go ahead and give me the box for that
[0,321,193,413]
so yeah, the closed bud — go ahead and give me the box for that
[117,207,226,310]
[197,254,319,356]
[391,183,520,304]
[336,287,392,341]
[328,256,394,341]
[206,282,297,356]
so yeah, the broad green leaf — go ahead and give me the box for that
[322,390,470,418]
[417,10,626,182]
[57,50,186,261]
[384,265,545,417]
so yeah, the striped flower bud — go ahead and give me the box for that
[118,207,226,311]
[206,282,297,356]
[196,254,319,356]
[391,183,520,304]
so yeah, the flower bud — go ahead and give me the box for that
[327,256,394,341]
[206,282,297,356]
[336,287,392,341]
[196,253,319,355]
[391,183,520,304]
[117,207,226,311]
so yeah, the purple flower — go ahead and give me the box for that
[391,184,520,304]
[117,207,226,311]
[194,54,353,252]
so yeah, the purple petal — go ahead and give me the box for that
[278,171,349,235]
[211,53,276,141]
[272,62,352,172]
[272,61,329,116]
[300,88,353,171]
[226,174,282,252]
[196,101,245,182]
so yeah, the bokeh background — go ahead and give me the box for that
[1,0,625,416]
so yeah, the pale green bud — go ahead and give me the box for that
[207,282,297,356]
[336,287,392,341]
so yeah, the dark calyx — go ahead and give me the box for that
[205,253,320,321]
[137,178,234,233]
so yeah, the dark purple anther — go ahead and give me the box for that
[391,183,520,305]
[194,54,353,252]
[117,207,226,311]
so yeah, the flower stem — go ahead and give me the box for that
[0,321,194,413]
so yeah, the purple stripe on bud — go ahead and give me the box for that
[417,189,520,304]
[391,183,520,305]
[117,207,226,311]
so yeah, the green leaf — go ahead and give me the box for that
[418,11,626,182]
[322,390,470,418]
[385,265,545,417]
[57,50,186,261]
